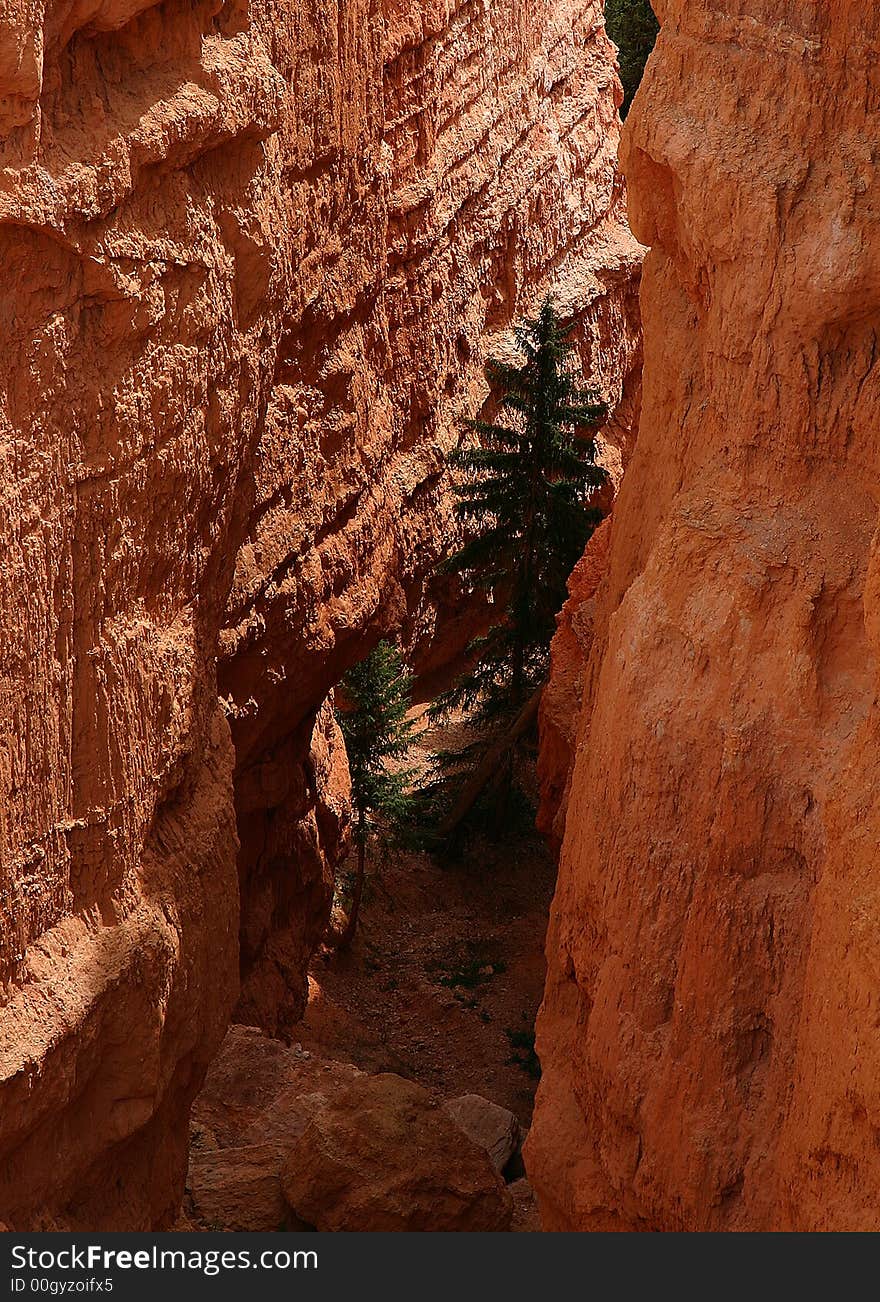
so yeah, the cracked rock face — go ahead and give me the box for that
[529,0,880,1232]
[219,0,643,1037]
[0,0,638,1227]
[0,0,269,1230]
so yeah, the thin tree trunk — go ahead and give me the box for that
[513,402,543,706]
[439,684,544,838]
[337,810,366,951]
[511,623,526,707]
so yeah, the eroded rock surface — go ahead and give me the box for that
[530,0,880,1232]
[0,0,639,1228]
[220,0,643,1036]
[0,0,269,1228]
[185,1024,363,1231]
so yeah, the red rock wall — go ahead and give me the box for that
[0,0,270,1228]
[0,0,638,1227]
[536,516,613,853]
[220,0,643,1036]
[529,0,880,1231]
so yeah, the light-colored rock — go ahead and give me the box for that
[445,1094,521,1174]
[530,0,880,1233]
[282,1073,513,1232]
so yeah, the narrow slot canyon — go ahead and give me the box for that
[1,0,879,1241]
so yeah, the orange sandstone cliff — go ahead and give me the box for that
[0,0,638,1228]
[217,0,643,1037]
[529,0,880,1231]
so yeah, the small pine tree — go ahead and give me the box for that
[605,0,659,118]
[434,297,607,728]
[334,641,415,948]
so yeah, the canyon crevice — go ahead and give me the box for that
[0,0,639,1227]
[529,0,880,1232]
[218,0,643,1038]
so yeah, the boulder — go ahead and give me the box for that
[282,1074,513,1231]
[444,1094,521,1174]
[188,1144,287,1233]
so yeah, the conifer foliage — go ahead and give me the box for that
[605,0,659,117]
[435,298,607,726]
[334,641,415,948]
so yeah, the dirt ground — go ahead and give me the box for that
[299,704,555,1126]
[181,714,555,1230]
[301,825,555,1128]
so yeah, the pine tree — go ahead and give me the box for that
[333,641,415,948]
[605,0,659,118]
[434,297,607,730]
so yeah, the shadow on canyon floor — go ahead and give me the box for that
[178,712,554,1231]
[302,837,553,1128]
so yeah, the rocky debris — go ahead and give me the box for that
[445,1094,522,1176]
[183,807,553,1233]
[530,0,880,1233]
[281,1074,514,1232]
[185,1026,363,1231]
[509,1180,542,1233]
[187,1029,529,1233]
[189,1025,363,1153]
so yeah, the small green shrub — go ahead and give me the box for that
[437,957,507,990]
[505,1027,541,1080]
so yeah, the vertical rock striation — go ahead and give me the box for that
[220,0,643,1036]
[0,0,277,1228]
[530,0,880,1231]
[0,0,638,1226]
